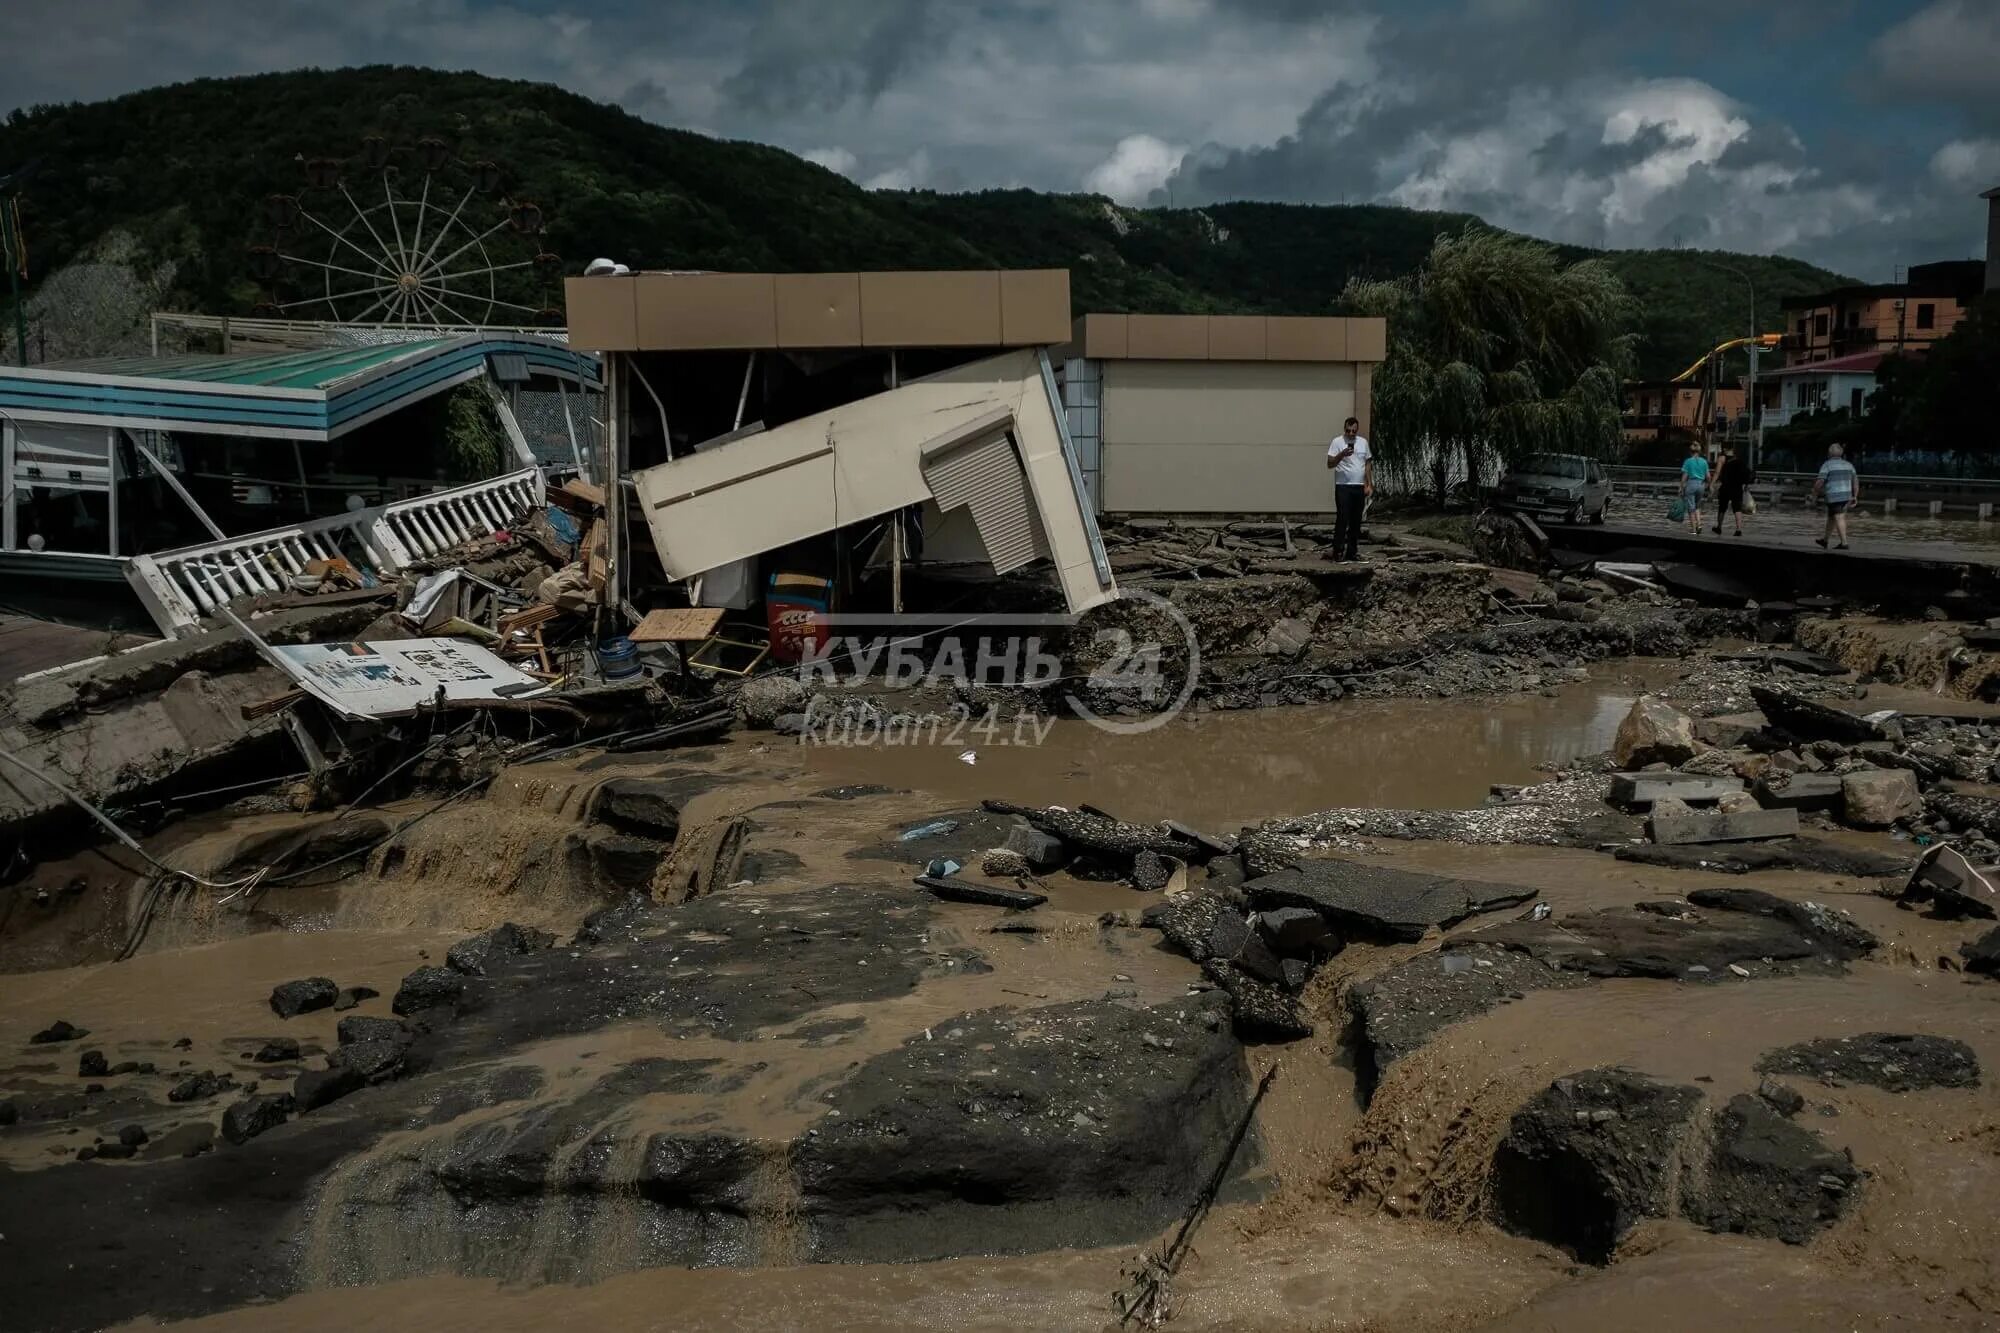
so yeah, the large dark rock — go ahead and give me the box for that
[1243,858,1535,943]
[792,995,1253,1259]
[392,966,466,1016]
[1493,1071,1860,1262]
[294,1062,367,1112]
[1615,838,1909,878]
[76,1050,108,1078]
[1683,888,1877,958]
[1683,1094,1861,1244]
[1491,1068,1705,1264]
[445,922,558,977]
[251,1038,301,1064]
[590,776,691,840]
[1756,1033,1980,1092]
[220,1093,295,1146]
[268,977,338,1019]
[336,1016,411,1047]
[328,1040,407,1084]
[1349,945,1587,1085]
[28,1020,87,1044]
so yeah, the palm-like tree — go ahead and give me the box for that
[1343,226,1636,505]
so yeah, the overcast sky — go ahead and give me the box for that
[5,0,1998,279]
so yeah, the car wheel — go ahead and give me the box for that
[1563,504,1581,524]
[1590,503,1607,525]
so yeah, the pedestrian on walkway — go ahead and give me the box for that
[1679,441,1709,534]
[1714,443,1751,536]
[1326,416,1371,561]
[1812,442,1859,549]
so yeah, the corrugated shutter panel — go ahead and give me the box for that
[922,431,1039,574]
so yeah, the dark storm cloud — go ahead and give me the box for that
[718,0,947,114]
[0,0,1989,274]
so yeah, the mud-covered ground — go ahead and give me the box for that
[6,534,2000,1330]
[3,656,2000,1328]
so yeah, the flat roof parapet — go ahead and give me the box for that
[1065,313,1386,363]
[563,269,1071,352]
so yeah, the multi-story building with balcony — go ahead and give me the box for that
[1778,260,1985,368]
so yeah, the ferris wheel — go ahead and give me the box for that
[249,137,562,327]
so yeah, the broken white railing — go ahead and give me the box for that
[127,467,545,637]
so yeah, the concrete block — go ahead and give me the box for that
[1610,772,1745,808]
[1649,807,1800,845]
[1752,773,1845,812]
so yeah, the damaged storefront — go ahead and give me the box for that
[564,268,1118,659]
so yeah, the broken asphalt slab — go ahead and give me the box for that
[1242,858,1536,943]
[1756,1033,1980,1092]
[1614,837,1910,878]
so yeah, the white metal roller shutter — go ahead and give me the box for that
[922,430,1039,574]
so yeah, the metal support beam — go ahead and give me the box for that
[555,376,585,476]
[733,350,756,432]
[129,433,226,540]
[104,428,119,557]
[1,417,14,551]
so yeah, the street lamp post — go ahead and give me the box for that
[1699,259,1758,469]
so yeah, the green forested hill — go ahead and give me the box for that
[0,65,1847,377]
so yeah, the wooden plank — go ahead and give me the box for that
[630,607,726,643]
[1648,807,1799,845]
[1609,773,1745,807]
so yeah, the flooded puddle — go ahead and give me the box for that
[780,661,1685,829]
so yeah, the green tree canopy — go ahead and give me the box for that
[1342,226,1637,502]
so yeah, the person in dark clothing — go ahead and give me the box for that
[1713,444,1751,536]
[1326,416,1371,561]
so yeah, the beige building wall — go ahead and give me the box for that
[1099,360,1357,514]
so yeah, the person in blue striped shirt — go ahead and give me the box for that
[1812,443,1860,550]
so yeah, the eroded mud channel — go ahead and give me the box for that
[5,660,2000,1332]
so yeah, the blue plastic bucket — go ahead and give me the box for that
[598,636,641,681]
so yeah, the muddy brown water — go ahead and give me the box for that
[784,660,1684,829]
[9,662,2000,1330]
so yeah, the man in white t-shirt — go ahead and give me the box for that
[1325,416,1372,560]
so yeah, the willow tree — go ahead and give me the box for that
[1342,226,1636,505]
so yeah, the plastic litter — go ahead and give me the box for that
[924,858,962,878]
[899,820,959,842]
[958,750,978,765]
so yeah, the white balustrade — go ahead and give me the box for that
[126,467,546,637]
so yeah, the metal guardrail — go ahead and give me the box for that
[1608,465,2000,515]
[126,467,545,636]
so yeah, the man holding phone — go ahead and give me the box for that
[1326,416,1372,561]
